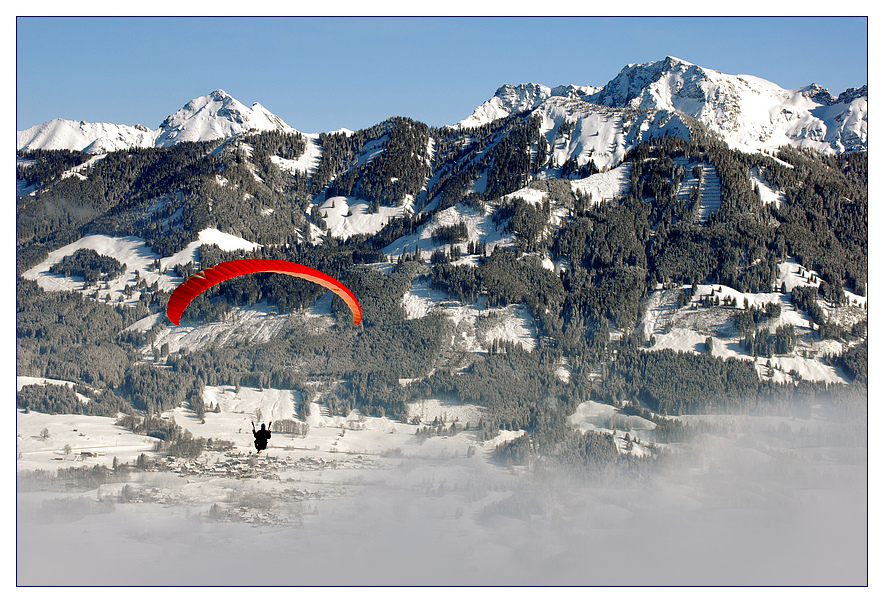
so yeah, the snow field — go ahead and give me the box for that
[672,158,722,223]
[147,302,296,357]
[401,276,448,319]
[60,153,107,181]
[22,228,261,304]
[568,400,657,457]
[750,166,786,207]
[17,380,608,479]
[202,384,299,420]
[16,382,503,480]
[537,104,625,169]
[17,410,161,471]
[17,375,89,396]
[316,195,407,242]
[381,201,509,259]
[269,133,322,176]
[569,162,632,202]
[406,398,485,427]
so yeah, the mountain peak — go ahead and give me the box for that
[799,83,836,105]
[591,58,702,112]
[624,56,697,74]
[457,82,599,128]
[154,90,295,147]
[837,85,868,105]
[663,55,693,66]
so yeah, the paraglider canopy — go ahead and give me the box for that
[166,258,362,326]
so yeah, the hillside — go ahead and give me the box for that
[17,109,867,422]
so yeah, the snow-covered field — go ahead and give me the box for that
[17,410,160,470]
[315,195,409,242]
[270,133,322,176]
[568,400,657,456]
[750,166,786,207]
[21,228,261,303]
[536,103,629,169]
[144,301,301,357]
[570,162,632,202]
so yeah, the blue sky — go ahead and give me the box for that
[16,16,869,134]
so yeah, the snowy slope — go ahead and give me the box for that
[749,167,786,207]
[569,163,633,201]
[270,133,322,176]
[533,98,692,170]
[638,259,867,385]
[316,196,408,242]
[17,119,157,153]
[462,92,694,172]
[381,202,511,259]
[21,228,261,302]
[402,276,539,353]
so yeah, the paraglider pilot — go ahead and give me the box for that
[252,421,272,454]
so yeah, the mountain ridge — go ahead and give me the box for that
[17,89,301,154]
[462,56,866,154]
[17,58,867,157]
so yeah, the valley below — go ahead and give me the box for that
[17,383,866,586]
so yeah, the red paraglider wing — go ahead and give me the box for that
[166,259,362,326]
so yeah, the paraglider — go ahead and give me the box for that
[252,421,271,454]
[166,258,362,326]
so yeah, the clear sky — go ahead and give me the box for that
[16,15,869,134]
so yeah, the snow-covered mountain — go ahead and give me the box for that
[17,89,299,153]
[459,86,693,171]
[16,119,158,154]
[459,56,867,155]
[153,89,298,147]
[19,58,867,156]
[592,56,866,154]
[457,83,599,129]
